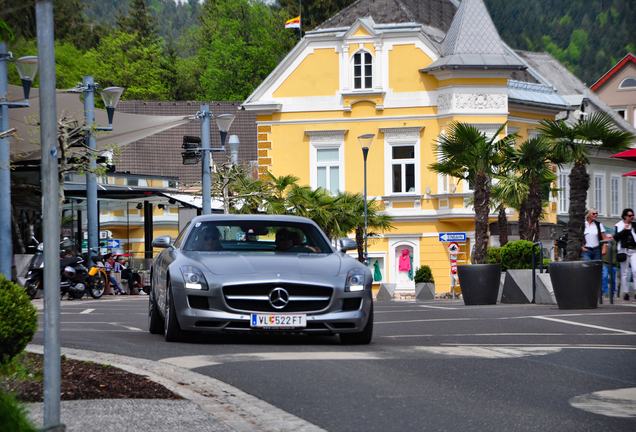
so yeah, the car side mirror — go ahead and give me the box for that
[338,238,357,252]
[152,235,173,249]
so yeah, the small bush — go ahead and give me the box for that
[486,247,502,264]
[499,240,540,271]
[0,275,38,365]
[0,392,38,432]
[414,265,434,284]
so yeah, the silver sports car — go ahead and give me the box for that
[148,214,374,344]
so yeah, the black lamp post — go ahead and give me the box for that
[358,133,375,262]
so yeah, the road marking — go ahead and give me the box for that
[79,309,95,314]
[570,387,636,418]
[416,305,460,310]
[413,346,563,358]
[532,316,636,335]
[160,352,384,369]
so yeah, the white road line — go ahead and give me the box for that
[532,316,636,335]
[383,333,634,338]
[570,387,636,418]
[79,309,95,314]
[376,317,482,324]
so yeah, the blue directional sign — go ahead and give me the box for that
[438,232,466,242]
[107,239,120,248]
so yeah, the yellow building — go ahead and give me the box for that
[242,0,570,292]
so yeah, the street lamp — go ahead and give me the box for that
[184,106,237,215]
[73,76,124,262]
[0,44,38,278]
[358,133,375,263]
[228,135,240,164]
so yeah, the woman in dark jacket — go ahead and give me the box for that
[614,208,636,300]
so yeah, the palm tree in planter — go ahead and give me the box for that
[430,122,517,304]
[491,176,528,247]
[539,113,635,261]
[506,136,559,243]
[539,112,635,309]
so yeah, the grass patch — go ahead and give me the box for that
[0,353,42,383]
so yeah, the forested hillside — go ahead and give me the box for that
[1,0,634,101]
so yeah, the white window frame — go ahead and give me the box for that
[306,130,347,194]
[611,175,621,217]
[381,127,423,196]
[594,173,605,216]
[628,178,636,211]
[558,170,570,214]
[351,49,374,91]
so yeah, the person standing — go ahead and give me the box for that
[582,208,606,260]
[614,208,636,300]
[601,233,618,298]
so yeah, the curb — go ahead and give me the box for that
[27,344,325,432]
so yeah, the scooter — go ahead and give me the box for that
[23,243,106,300]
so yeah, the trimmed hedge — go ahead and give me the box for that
[486,246,502,265]
[0,275,38,365]
[499,240,541,271]
[414,265,434,283]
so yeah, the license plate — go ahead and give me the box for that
[250,314,306,328]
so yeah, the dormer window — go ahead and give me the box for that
[353,51,373,90]
[619,78,636,89]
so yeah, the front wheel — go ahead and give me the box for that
[340,302,373,345]
[89,272,106,299]
[164,280,192,342]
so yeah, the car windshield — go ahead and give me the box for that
[182,220,333,253]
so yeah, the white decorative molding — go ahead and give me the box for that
[455,93,507,110]
[437,93,452,111]
[304,129,348,141]
[469,123,505,138]
[379,126,423,140]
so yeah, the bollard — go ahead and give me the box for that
[531,242,543,304]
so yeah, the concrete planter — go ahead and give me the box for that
[415,283,435,301]
[549,261,602,309]
[457,263,500,305]
[501,269,556,304]
[376,283,396,301]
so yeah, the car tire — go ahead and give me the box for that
[164,280,190,342]
[148,285,164,334]
[340,302,373,345]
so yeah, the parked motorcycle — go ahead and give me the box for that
[24,244,106,300]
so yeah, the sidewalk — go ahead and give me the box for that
[25,344,325,432]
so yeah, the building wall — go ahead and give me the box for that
[593,60,636,127]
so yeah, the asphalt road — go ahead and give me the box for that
[32,296,636,431]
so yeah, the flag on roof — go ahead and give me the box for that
[285,16,300,29]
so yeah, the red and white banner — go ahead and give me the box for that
[285,16,300,29]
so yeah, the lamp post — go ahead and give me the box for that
[77,77,124,262]
[358,134,375,263]
[0,44,38,278]
[183,106,236,215]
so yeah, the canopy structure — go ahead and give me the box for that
[622,170,636,177]
[610,149,636,162]
[6,84,192,161]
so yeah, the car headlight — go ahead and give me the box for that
[345,268,366,292]
[180,266,208,290]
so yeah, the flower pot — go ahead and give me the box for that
[415,282,435,301]
[457,263,501,305]
[548,261,602,309]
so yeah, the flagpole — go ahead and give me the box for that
[299,0,302,38]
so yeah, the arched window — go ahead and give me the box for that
[352,51,373,90]
[619,78,636,88]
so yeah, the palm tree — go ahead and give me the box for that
[430,122,517,264]
[491,176,528,246]
[539,112,635,261]
[507,136,559,243]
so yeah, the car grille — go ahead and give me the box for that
[223,283,333,313]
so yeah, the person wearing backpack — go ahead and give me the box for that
[614,208,636,301]
[582,208,607,260]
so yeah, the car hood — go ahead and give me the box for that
[185,252,343,276]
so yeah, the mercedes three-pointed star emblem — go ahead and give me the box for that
[269,287,290,309]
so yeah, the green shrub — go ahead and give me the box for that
[486,247,502,264]
[543,259,552,267]
[0,275,38,365]
[414,265,434,283]
[499,240,540,271]
[0,392,38,432]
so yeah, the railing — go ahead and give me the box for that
[531,242,543,304]
[599,240,614,305]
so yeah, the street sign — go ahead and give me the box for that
[439,232,466,242]
[107,239,120,248]
[448,242,459,255]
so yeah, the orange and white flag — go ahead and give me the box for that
[285,16,300,29]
